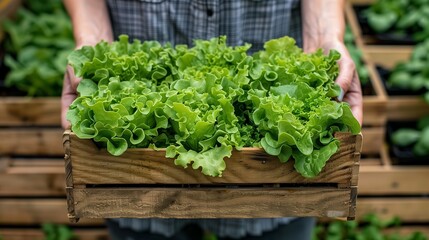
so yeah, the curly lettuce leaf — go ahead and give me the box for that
[67,35,360,178]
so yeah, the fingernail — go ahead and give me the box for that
[337,87,344,101]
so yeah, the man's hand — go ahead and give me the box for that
[61,66,79,129]
[302,0,363,126]
[61,0,113,129]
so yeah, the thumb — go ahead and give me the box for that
[335,56,356,101]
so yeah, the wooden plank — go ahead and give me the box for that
[0,128,64,156]
[360,159,382,166]
[0,173,65,196]
[363,46,413,69]
[357,198,429,222]
[362,97,387,126]
[359,165,429,195]
[361,127,384,155]
[0,199,104,225]
[0,229,109,240]
[65,131,362,185]
[387,97,429,121]
[0,97,61,126]
[72,187,354,219]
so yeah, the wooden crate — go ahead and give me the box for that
[359,58,387,156]
[359,146,429,195]
[357,145,429,226]
[0,97,63,157]
[63,131,362,222]
[362,46,429,121]
[0,97,108,238]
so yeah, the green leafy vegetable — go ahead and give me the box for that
[67,35,360,178]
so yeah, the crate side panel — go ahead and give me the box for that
[69,132,360,185]
[72,187,353,219]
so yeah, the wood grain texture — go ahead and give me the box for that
[72,187,354,219]
[0,229,109,240]
[0,172,65,196]
[0,128,64,156]
[0,97,60,126]
[357,198,429,222]
[361,127,384,155]
[359,165,429,195]
[363,46,413,69]
[65,131,361,185]
[0,199,104,225]
[0,158,65,196]
[387,97,429,121]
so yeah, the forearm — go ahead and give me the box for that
[63,0,113,48]
[301,0,345,51]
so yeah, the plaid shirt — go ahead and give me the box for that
[105,0,301,238]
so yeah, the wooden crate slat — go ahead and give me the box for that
[361,127,384,155]
[0,199,104,225]
[0,128,64,156]
[0,97,61,126]
[387,97,429,121]
[0,173,65,196]
[0,229,109,240]
[357,198,429,222]
[359,166,429,195]
[72,187,354,219]
[360,147,429,195]
[65,131,361,185]
[0,158,65,196]
[363,46,413,69]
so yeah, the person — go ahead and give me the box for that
[61,1,363,239]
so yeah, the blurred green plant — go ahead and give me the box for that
[365,0,429,42]
[391,115,429,157]
[387,39,429,104]
[42,223,75,240]
[313,214,427,240]
[2,0,74,96]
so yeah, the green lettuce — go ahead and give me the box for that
[67,35,360,178]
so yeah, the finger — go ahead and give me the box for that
[61,70,77,129]
[67,65,81,92]
[342,72,363,126]
[335,56,356,96]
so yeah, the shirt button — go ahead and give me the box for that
[207,8,214,17]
